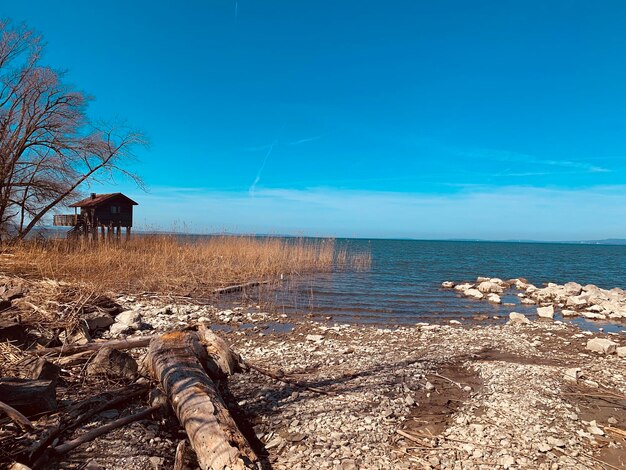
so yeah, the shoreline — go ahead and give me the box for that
[1,274,625,469]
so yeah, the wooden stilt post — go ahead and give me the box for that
[126,227,131,241]
[100,225,105,242]
[106,225,111,242]
[116,224,121,242]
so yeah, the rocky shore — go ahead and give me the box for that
[444,276,626,323]
[1,274,625,469]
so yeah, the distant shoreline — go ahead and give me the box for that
[32,227,626,245]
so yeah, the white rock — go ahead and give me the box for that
[567,295,589,308]
[486,293,501,303]
[537,442,552,452]
[537,305,554,319]
[588,424,604,436]
[514,278,529,289]
[449,320,461,325]
[563,282,583,296]
[109,323,131,336]
[563,368,582,382]
[561,309,578,317]
[547,436,566,448]
[586,338,617,354]
[115,310,142,326]
[520,297,535,305]
[616,346,626,358]
[501,455,515,468]
[306,334,324,343]
[454,283,473,291]
[441,281,455,288]
[587,304,604,313]
[508,312,530,325]
[581,311,606,320]
[477,281,503,293]
[464,288,484,299]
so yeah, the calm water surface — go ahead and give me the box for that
[270,240,626,333]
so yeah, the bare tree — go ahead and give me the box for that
[0,20,145,241]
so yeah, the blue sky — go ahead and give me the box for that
[3,1,626,239]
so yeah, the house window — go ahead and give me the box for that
[111,206,119,214]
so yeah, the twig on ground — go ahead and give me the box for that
[245,361,335,395]
[26,335,154,356]
[430,373,463,390]
[553,446,623,470]
[396,429,434,448]
[0,400,34,432]
[51,404,162,456]
[28,383,149,464]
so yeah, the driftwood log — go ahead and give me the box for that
[147,326,259,470]
[0,378,57,416]
[212,280,269,295]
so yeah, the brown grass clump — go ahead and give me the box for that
[2,235,370,296]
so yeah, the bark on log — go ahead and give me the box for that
[0,378,56,416]
[148,330,258,470]
[174,440,187,470]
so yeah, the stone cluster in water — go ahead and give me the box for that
[442,276,626,321]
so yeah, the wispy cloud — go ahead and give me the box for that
[129,185,626,240]
[461,148,611,173]
[286,133,326,146]
[411,138,612,174]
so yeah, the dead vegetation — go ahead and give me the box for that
[1,235,371,296]
[0,274,325,469]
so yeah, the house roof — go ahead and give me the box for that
[69,193,139,208]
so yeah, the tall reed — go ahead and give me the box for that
[2,235,370,296]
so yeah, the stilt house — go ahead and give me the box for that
[53,193,138,240]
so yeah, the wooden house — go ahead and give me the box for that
[53,193,138,241]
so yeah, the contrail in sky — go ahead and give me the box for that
[249,139,278,195]
[234,0,238,20]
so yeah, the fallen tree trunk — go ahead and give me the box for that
[148,328,259,470]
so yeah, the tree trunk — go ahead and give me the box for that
[147,329,258,470]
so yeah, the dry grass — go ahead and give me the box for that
[2,235,370,296]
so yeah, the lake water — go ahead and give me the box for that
[269,239,626,333]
